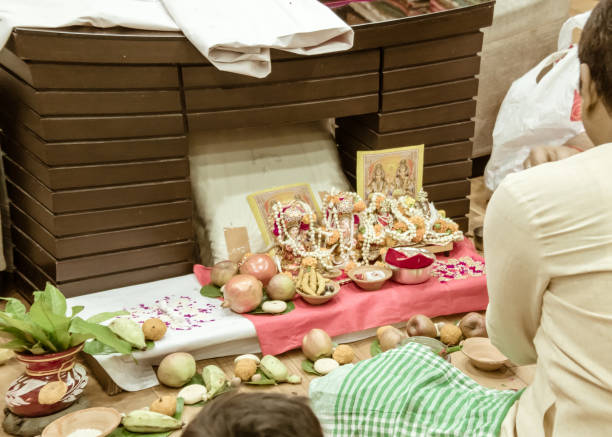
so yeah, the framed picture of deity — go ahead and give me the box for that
[356,144,424,201]
[247,183,321,246]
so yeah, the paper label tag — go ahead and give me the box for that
[224,227,251,263]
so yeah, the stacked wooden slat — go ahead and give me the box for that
[0,53,194,298]
[337,6,494,231]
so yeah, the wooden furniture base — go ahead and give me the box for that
[0,2,494,296]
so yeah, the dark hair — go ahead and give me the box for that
[579,0,612,110]
[182,393,324,437]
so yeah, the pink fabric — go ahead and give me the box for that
[195,239,487,356]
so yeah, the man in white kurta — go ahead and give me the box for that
[486,1,612,434]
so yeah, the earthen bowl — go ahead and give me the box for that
[348,266,392,291]
[461,337,508,371]
[296,280,340,305]
[42,407,122,437]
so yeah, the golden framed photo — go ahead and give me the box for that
[356,144,424,201]
[247,183,320,246]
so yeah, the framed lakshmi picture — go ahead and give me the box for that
[247,183,320,245]
[356,145,424,201]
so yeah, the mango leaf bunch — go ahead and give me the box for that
[0,282,133,355]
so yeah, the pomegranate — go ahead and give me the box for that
[222,274,263,313]
[239,254,277,286]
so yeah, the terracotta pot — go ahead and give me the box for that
[5,343,88,417]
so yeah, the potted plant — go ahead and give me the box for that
[0,283,133,417]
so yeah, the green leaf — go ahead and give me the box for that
[70,306,85,318]
[29,300,71,351]
[83,339,117,355]
[146,340,155,351]
[0,298,27,319]
[42,283,68,316]
[26,342,47,355]
[86,311,130,324]
[301,359,321,376]
[244,369,276,385]
[370,339,382,357]
[0,313,57,352]
[69,318,132,355]
[248,301,295,315]
[187,373,205,386]
[173,397,184,420]
[1,339,29,352]
[200,284,223,298]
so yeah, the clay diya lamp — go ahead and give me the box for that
[461,337,509,371]
[42,407,122,437]
[385,247,436,285]
[5,343,88,417]
[348,266,392,291]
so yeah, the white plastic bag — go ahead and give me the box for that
[484,12,590,191]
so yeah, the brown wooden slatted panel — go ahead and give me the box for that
[7,180,193,237]
[12,224,194,282]
[10,203,193,259]
[435,198,470,218]
[381,77,479,112]
[182,50,380,88]
[383,32,484,69]
[3,140,189,189]
[337,120,475,149]
[350,4,493,51]
[336,130,473,165]
[185,72,378,111]
[0,67,181,115]
[0,49,180,89]
[7,3,493,63]
[14,249,193,298]
[4,157,191,213]
[188,94,378,130]
[453,216,468,233]
[341,99,476,133]
[382,56,481,91]
[5,124,187,165]
[11,103,184,141]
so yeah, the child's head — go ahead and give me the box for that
[579,0,612,145]
[182,392,324,437]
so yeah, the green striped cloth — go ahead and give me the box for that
[310,342,522,437]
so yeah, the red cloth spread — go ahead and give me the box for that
[385,248,434,269]
[194,239,486,356]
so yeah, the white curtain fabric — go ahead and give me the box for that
[0,0,353,78]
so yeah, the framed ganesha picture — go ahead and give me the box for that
[356,144,425,201]
[247,183,320,246]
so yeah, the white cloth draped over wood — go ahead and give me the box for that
[0,0,353,78]
[485,143,612,436]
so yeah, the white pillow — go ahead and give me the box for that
[189,121,351,264]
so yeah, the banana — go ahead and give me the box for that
[122,410,182,433]
[297,267,304,285]
[309,270,317,291]
[316,273,326,295]
[301,273,315,295]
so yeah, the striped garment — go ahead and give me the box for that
[310,342,522,437]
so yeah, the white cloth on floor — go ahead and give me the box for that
[0,0,352,78]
